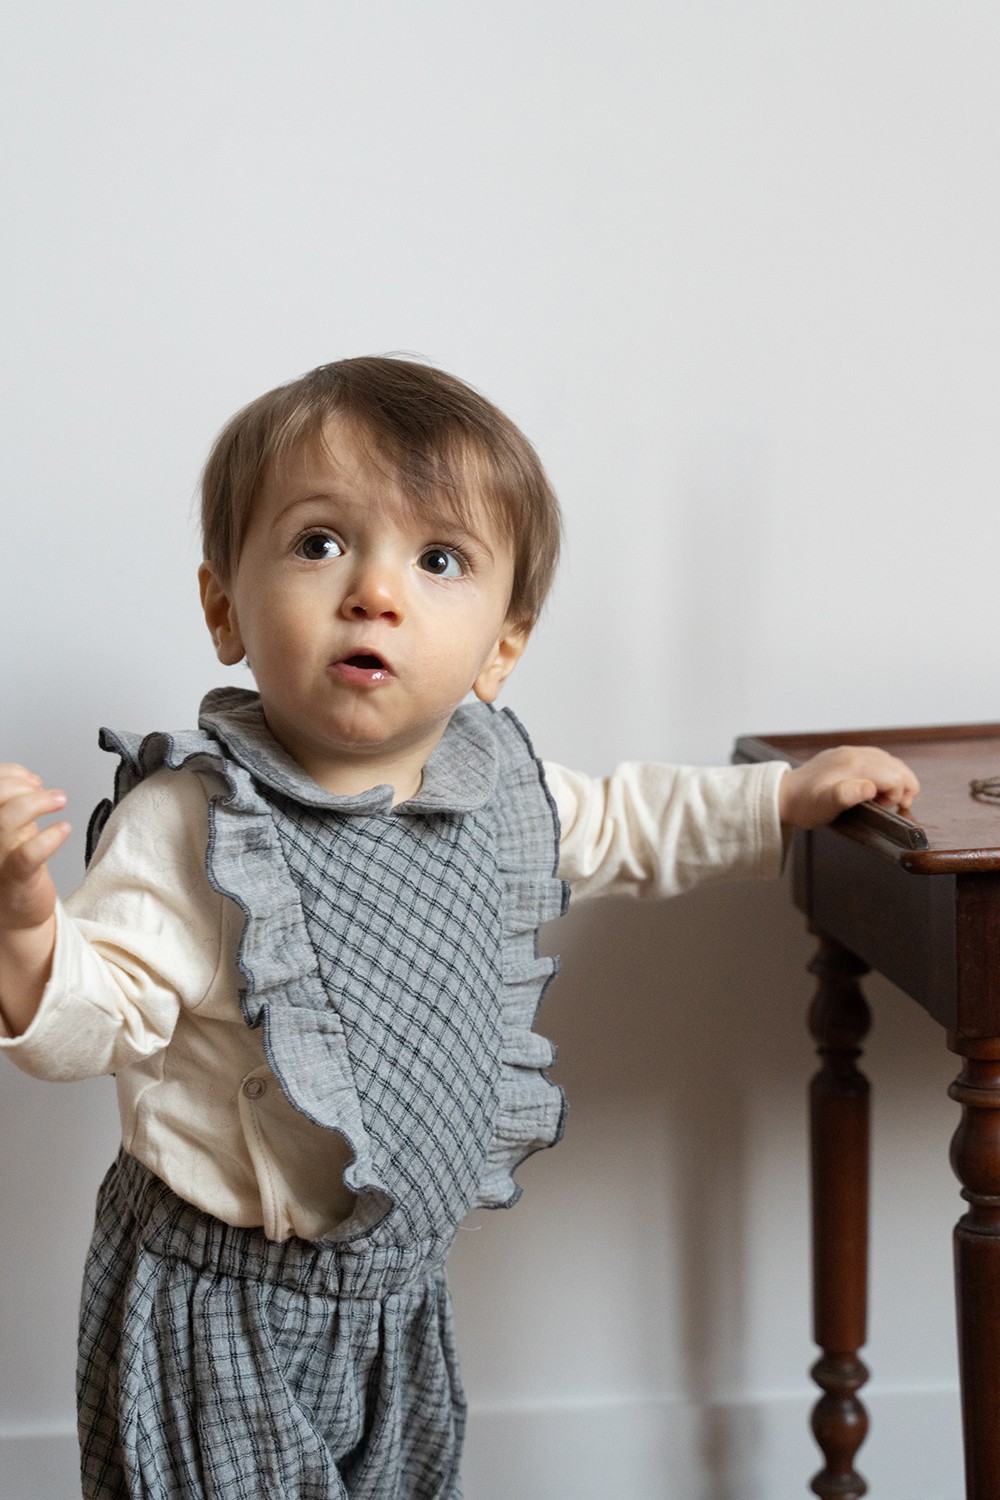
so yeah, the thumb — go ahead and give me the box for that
[834,777,877,813]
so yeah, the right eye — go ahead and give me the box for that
[295,533,343,561]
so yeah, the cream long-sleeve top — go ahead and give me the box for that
[0,757,787,1241]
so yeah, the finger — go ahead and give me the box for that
[834,778,878,813]
[885,756,920,797]
[876,793,917,814]
[871,767,920,810]
[19,820,72,867]
[898,766,921,807]
[0,788,67,843]
[0,768,44,801]
[1,819,71,883]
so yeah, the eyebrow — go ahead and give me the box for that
[273,492,343,522]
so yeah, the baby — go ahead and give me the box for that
[0,357,917,1500]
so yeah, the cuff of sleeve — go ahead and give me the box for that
[0,902,73,1056]
[754,760,790,879]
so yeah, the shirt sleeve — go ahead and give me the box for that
[545,758,789,902]
[0,767,226,1080]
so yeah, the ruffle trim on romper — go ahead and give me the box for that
[94,696,393,1242]
[93,687,568,1238]
[468,708,569,1210]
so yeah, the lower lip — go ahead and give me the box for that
[328,661,395,686]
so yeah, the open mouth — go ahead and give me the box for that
[344,654,386,670]
[329,651,394,685]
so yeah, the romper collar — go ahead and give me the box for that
[197,687,501,816]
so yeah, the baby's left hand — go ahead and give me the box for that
[778,746,920,831]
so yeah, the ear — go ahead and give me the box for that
[198,562,245,666]
[472,619,532,705]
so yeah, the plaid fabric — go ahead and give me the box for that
[79,1150,464,1499]
[270,797,504,1242]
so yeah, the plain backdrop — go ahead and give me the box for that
[3,4,998,1496]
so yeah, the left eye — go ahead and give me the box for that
[296,533,343,561]
[418,547,463,578]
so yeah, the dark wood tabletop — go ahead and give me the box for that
[736,721,1000,870]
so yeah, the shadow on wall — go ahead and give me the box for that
[544,875,817,1438]
[452,867,959,1493]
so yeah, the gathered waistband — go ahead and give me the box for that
[103,1149,453,1300]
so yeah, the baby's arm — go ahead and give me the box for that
[549,744,919,902]
[0,766,225,1078]
[0,763,72,1035]
[778,745,918,829]
[549,759,789,901]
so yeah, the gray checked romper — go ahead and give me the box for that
[76,688,568,1500]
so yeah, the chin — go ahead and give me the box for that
[323,727,405,757]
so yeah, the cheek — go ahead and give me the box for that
[252,595,313,643]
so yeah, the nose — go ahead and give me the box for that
[339,557,403,623]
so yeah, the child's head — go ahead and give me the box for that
[200,356,561,629]
[198,358,561,797]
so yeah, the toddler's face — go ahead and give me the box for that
[199,420,527,801]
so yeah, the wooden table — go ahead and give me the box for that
[734,723,1000,1500]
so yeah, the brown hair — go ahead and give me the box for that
[200,356,562,625]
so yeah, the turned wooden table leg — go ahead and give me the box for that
[948,1035,1000,1499]
[807,936,871,1500]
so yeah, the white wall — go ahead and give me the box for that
[2,3,997,1495]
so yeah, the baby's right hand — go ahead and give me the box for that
[0,764,71,934]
